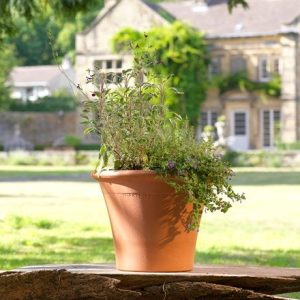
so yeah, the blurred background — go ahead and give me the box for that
[0,0,300,298]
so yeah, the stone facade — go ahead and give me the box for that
[75,0,300,150]
[201,34,294,150]
[76,0,167,87]
[75,0,167,139]
[0,112,77,146]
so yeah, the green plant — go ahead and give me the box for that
[75,152,90,165]
[8,94,77,112]
[223,150,285,167]
[74,144,100,151]
[276,141,300,151]
[81,42,244,230]
[34,144,45,151]
[213,72,281,98]
[64,135,81,148]
[112,21,209,125]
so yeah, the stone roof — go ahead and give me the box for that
[159,0,300,38]
[10,66,61,87]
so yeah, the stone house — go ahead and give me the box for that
[10,58,75,102]
[76,0,300,151]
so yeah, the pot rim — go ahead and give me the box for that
[91,169,157,179]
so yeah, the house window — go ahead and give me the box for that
[93,58,123,83]
[234,112,246,135]
[258,56,271,82]
[26,87,33,98]
[106,60,113,69]
[230,56,246,74]
[94,59,123,70]
[262,109,281,148]
[273,58,280,75]
[209,57,221,76]
[200,111,218,129]
[116,60,122,69]
[94,60,103,69]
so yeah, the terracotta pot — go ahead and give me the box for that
[92,170,202,272]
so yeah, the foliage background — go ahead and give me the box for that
[112,22,209,125]
[0,0,249,112]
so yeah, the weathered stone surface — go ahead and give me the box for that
[0,112,76,146]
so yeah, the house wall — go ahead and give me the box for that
[203,34,300,149]
[208,35,282,81]
[75,0,300,149]
[49,68,76,96]
[75,0,168,137]
[76,0,167,55]
[76,0,167,88]
[11,86,50,102]
[0,112,77,146]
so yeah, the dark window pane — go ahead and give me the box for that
[274,110,280,122]
[263,110,270,147]
[234,112,246,135]
[210,58,221,76]
[94,60,103,69]
[211,112,218,126]
[230,56,246,74]
[200,112,208,128]
[273,110,281,144]
[273,59,280,74]
[261,59,269,79]
[106,60,113,69]
[116,60,122,69]
[258,57,271,81]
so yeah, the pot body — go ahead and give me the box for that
[93,170,200,272]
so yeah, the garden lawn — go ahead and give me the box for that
[0,166,300,272]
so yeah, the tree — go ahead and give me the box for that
[0,0,248,41]
[2,1,104,65]
[0,1,97,37]
[0,44,18,111]
[112,22,209,125]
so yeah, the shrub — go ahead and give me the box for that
[80,42,245,229]
[75,144,100,151]
[8,95,77,112]
[64,135,81,148]
[223,150,283,167]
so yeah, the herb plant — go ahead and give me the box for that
[80,44,245,230]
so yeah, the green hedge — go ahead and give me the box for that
[0,144,99,151]
[276,141,300,151]
[213,72,281,97]
[8,95,77,112]
[223,150,283,167]
[75,144,100,151]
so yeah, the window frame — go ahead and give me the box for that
[258,56,271,82]
[93,58,123,84]
[209,57,221,77]
[230,55,247,74]
[261,109,281,148]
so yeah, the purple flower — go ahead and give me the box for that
[167,161,175,169]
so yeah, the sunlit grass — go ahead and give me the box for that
[0,165,91,179]
[0,167,300,274]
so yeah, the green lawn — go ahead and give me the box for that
[0,166,300,297]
